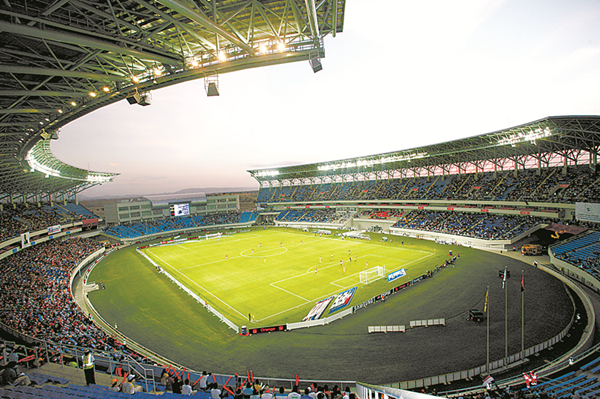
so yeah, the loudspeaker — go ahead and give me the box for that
[207,82,219,96]
[126,93,141,104]
[309,58,323,73]
[137,93,152,106]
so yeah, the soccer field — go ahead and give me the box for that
[89,228,574,383]
[142,228,440,325]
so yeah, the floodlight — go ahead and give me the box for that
[259,44,268,54]
[277,42,286,52]
[102,86,110,92]
[70,101,77,106]
[218,52,227,61]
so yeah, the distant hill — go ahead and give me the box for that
[78,187,258,200]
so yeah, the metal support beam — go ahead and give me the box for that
[155,0,255,55]
[304,0,321,42]
[0,20,182,65]
[0,65,127,81]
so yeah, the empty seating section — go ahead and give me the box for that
[276,209,353,224]
[552,231,600,277]
[525,358,600,399]
[239,211,258,223]
[104,212,244,238]
[256,165,600,204]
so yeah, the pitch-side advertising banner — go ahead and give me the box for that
[328,287,357,314]
[387,268,407,282]
[302,296,334,321]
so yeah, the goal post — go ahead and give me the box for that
[360,266,386,284]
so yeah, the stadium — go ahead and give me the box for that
[1,2,600,399]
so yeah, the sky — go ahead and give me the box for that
[51,0,600,198]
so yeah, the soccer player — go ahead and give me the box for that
[315,267,318,274]
[319,257,322,263]
[354,254,357,261]
[226,255,228,260]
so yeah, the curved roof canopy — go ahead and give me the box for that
[0,0,345,202]
[248,116,600,186]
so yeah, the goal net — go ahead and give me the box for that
[360,266,386,284]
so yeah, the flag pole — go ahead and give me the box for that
[505,267,508,362]
[521,270,525,360]
[486,286,490,373]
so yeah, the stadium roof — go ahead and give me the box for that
[248,115,600,185]
[0,0,345,203]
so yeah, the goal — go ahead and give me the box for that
[360,266,386,284]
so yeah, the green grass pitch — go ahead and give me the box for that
[142,228,442,325]
[88,227,573,384]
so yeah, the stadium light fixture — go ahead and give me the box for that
[102,86,110,92]
[132,75,140,83]
[318,152,429,171]
[277,42,286,52]
[497,127,552,147]
[70,101,77,106]
[88,91,97,97]
[255,170,280,177]
[57,109,63,114]
[218,52,227,62]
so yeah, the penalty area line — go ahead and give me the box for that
[270,283,310,302]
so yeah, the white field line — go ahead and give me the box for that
[180,248,288,271]
[151,234,436,324]
[266,248,436,320]
[147,249,246,319]
[269,284,310,302]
